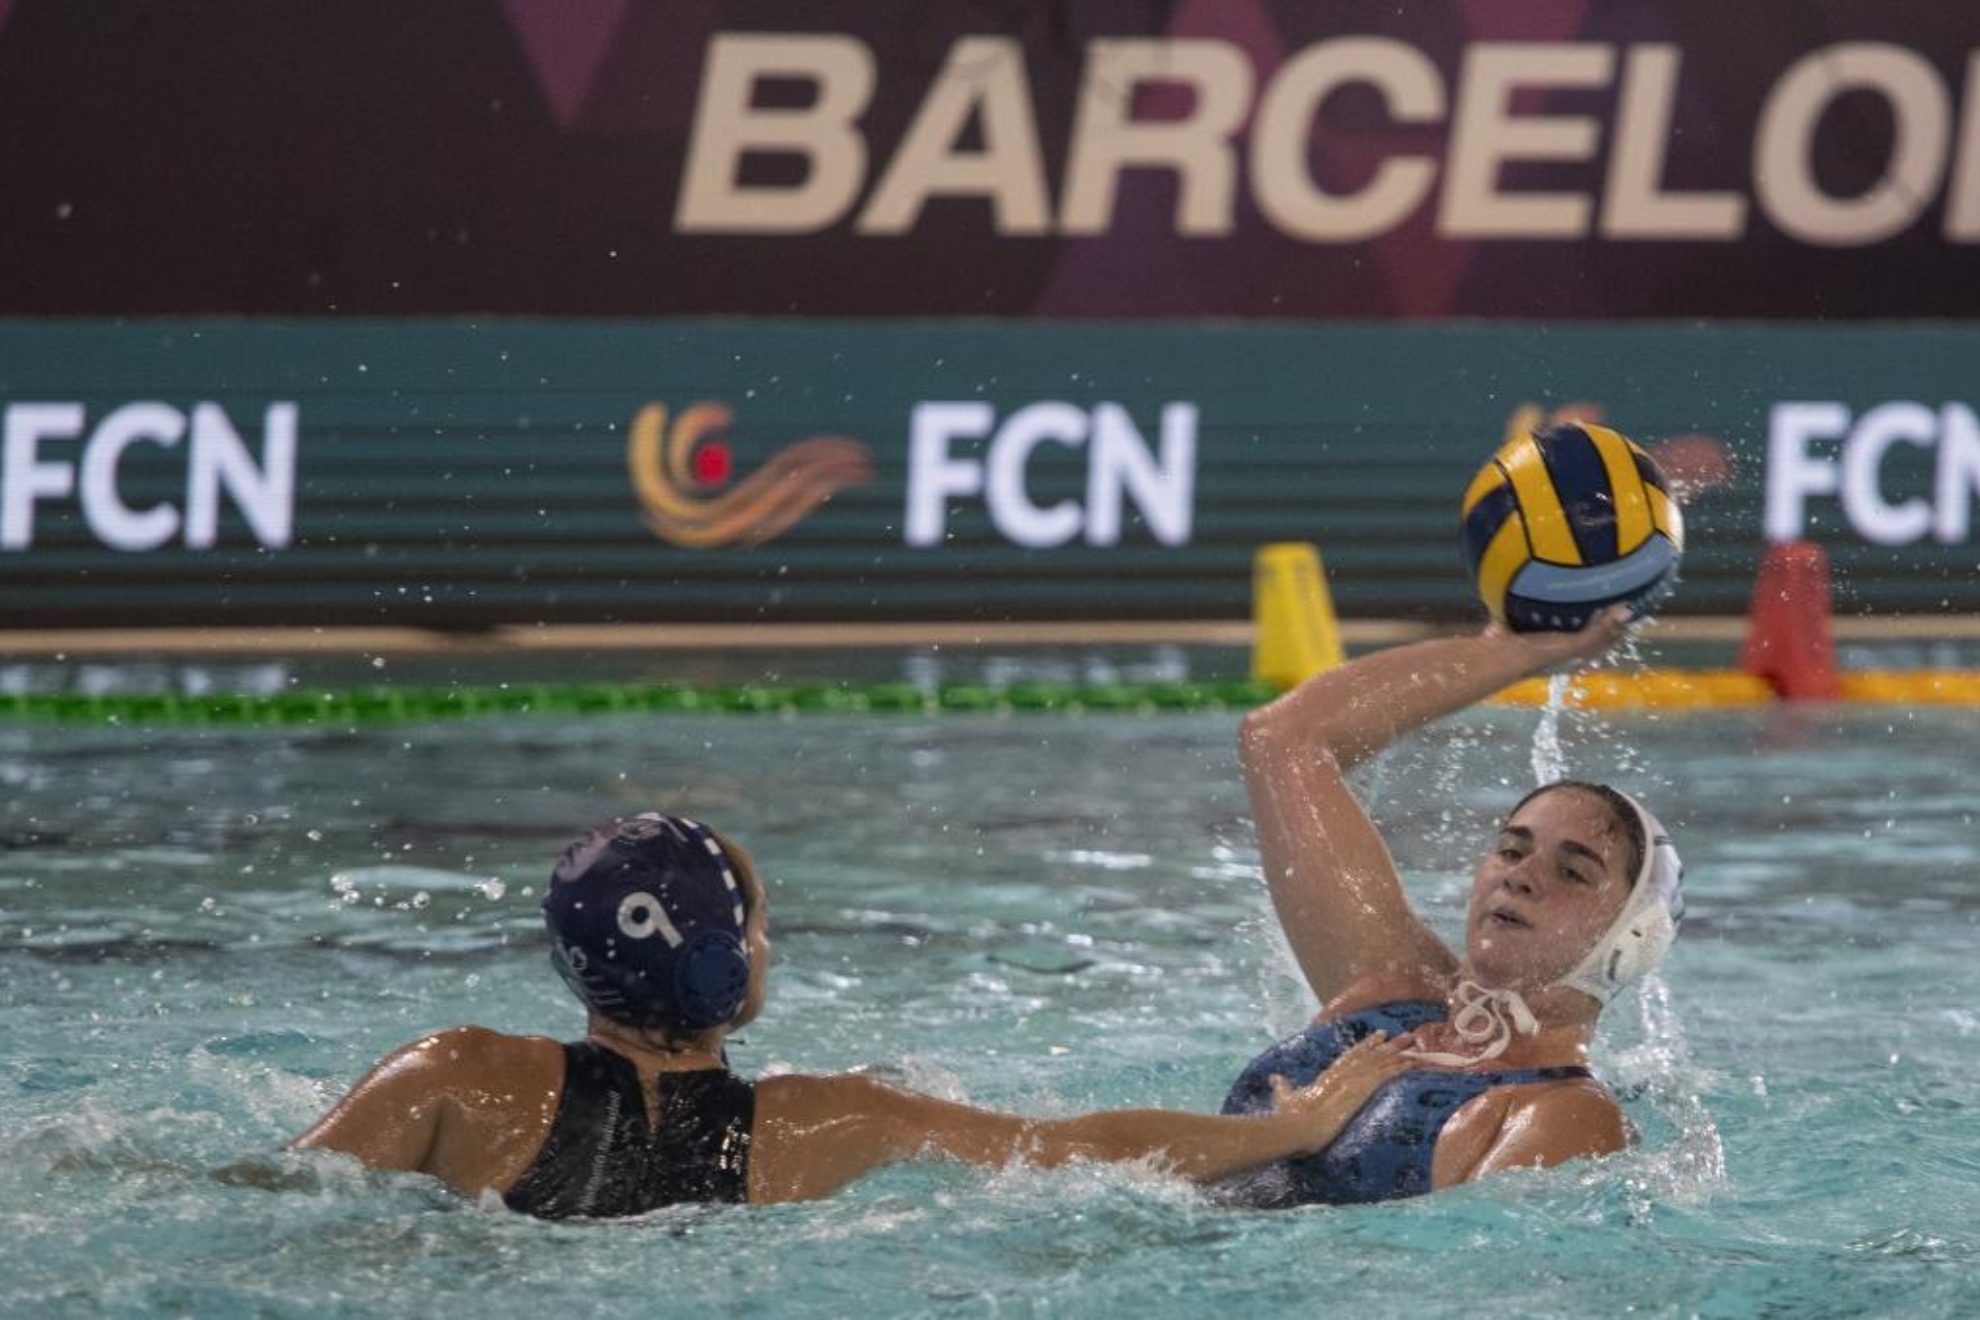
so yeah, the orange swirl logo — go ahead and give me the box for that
[627,402,873,548]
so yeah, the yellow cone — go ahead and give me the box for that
[1251,542,1345,688]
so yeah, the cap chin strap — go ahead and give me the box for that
[1400,979,1541,1066]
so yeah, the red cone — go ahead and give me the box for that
[1739,541,1840,700]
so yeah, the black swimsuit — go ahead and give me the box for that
[502,1042,754,1219]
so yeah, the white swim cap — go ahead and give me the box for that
[1554,791,1685,1006]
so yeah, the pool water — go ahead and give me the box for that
[3,676,1977,1317]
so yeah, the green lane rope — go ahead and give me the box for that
[0,679,1285,725]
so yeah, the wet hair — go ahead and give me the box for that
[1505,780,1647,886]
[708,827,760,924]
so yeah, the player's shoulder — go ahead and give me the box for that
[403,1024,562,1080]
[756,1069,916,1122]
[1511,1074,1629,1154]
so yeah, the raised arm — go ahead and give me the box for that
[748,1033,1410,1203]
[1238,613,1627,1009]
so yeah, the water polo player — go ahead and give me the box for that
[1220,607,1684,1205]
[294,813,1411,1217]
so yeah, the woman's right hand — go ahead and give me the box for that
[1266,1032,1413,1148]
[1484,604,1633,675]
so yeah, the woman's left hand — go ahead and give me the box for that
[1266,1032,1414,1148]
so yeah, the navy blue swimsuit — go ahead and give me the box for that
[1218,1001,1593,1207]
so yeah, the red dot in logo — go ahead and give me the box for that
[693,442,732,487]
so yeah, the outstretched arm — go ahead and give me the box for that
[1238,613,1628,1009]
[749,1033,1410,1203]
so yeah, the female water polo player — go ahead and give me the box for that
[294,813,1411,1218]
[1219,607,1684,1205]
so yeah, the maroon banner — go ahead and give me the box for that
[1,1,1977,318]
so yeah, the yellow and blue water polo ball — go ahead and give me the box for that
[1460,422,1685,632]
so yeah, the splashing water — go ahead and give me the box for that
[3,702,1977,1317]
[1529,671,1572,784]
[1611,973,1728,1213]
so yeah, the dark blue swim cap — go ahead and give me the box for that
[544,813,751,1034]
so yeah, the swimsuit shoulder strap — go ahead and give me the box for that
[1343,1000,1448,1036]
[1466,1065,1596,1086]
[642,1065,754,1206]
[501,1041,647,1218]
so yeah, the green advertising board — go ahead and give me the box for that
[0,320,1974,628]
